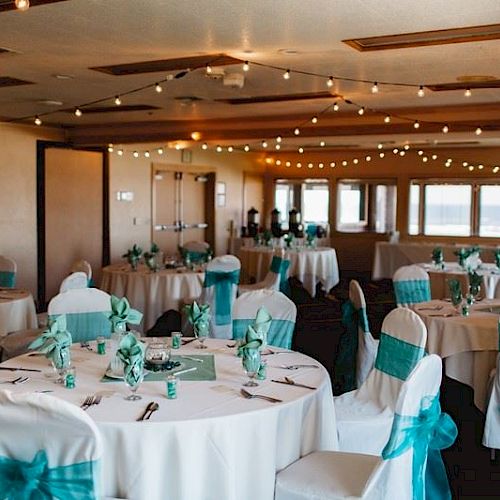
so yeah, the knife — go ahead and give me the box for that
[182,338,197,345]
[271,379,317,390]
[137,401,155,421]
[0,367,42,373]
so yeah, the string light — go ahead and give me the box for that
[244,144,250,152]
[296,162,302,168]
[377,143,383,149]
[393,148,399,154]
[365,155,371,162]
[298,147,304,154]
[319,163,324,168]
[418,150,424,156]
[283,69,291,80]
[133,151,139,158]
[114,96,122,106]
[227,146,233,152]
[442,124,449,133]
[294,128,300,136]
[353,158,359,164]
[404,144,410,150]
[384,115,391,123]
[475,127,482,135]
[413,121,420,129]
[117,149,124,156]
[262,140,268,148]
[418,86,425,97]
[342,160,348,166]
[285,161,291,167]
[379,152,385,158]
[216,145,222,152]
[308,163,314,169]
[327,77,334,88]
[74,108,82,117]
[275,144,281,150]
[358,107,365,116]
[276,136,282,143]
[157,148,164,155]
[144,151,150,158]
[462,161,469,167]
[243,61,250,72]
[431,154,438,160]
[464,88,472,97]
[15,0,29,10]
[333,102,339,111]
[34,116,42,126]
[320,141,326,147]
[371,82,379,93]
[107,144,114,153]
[155,83,163,93]
[422,156,428,162]
[478,164,484,170]
[311,116,318,124]
[330,162,336,168]
[276,160,281,166]
[202,143,208,150]
[206,64,212,74]
[493,166,499,174]
[468,165,474,171]
[399,151,405,156]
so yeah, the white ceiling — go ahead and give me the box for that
[1,0,500,147]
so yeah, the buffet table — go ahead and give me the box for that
[414,298,500,411]
[0,288,37,336]
[0,339,337,500]
[238,247,339,297]
[101,264,204,331]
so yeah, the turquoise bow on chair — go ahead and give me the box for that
[382,395,457,500]
[0,450,99,499]
[203,269,240,325]
[270,256,291,296]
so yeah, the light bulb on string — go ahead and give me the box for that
[353,158,359,164]
[413,121,420,129]
[243,61,250,72]
[283,69,291,80]
[358,107,365,116]
[298,147,304,154]
[464,88,471,97]
[442,124,449,133]
[333,102,339,111]
[379,152,385,158]
[468,165,474,171]
[478,164,484,170]
[216,145,222,152]
[117,149,124,156]
[330,162,336,168]
[399,151,405,156]
[365,155,371,162]
[475,127,482,135]
[308,163,313,169]
[107,144,114,153]
[114,96,122,106]
[294,128,300,136]
[493,166,499,174]
[202,143,208,150]
[157,148,164,155]
[34,116,42,126]
[144,151,150,158]
[262,140,268,148]
[432,154,438,160]
[311,116,318,124]
[285,161,291,167]
[393,148,399,154]
[319,163,324,169]
[227,146,233,152]
[404,144,410,150]
[276,135,282,143]
[462,161,468,167]
[74,108,82,117]
[276,160,281,166]
[422,156,428,162]
[377,143,383,149]
[417,86,425,97]
[384,115,391,123]
[133,151,139,158]
[15,0,29,10]
[244,144,250,152]
[296,162,302,168]
[155,83,163,93]
[206,64,212,74]
[418,150,424,156]
[327,77,334,88]
[342,160,348,166]
[320,141,326,147]
[371,82,379,93]
[275,144,281,150]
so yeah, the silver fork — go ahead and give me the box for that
[80,395,95,410]
[279,364,320,370]
[240,388,282,403]
[1,376,29,384]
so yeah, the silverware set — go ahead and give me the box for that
[80,394,102,411]
[137,401,159,421]
[182,338,197,345]
[0,366,41,372]
[1,376,29,384]
[261,349,287,356]
[278,364,320,370]
[417,305,444,311]
[271,377,317,390]
[240,388,282,403]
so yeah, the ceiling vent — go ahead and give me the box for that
[343,23,500,51]
[216,91,337,105]
[90,54,242,76]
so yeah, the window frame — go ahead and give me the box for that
[409,178,500,237]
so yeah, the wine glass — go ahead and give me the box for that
[124,366,144,400]
[194,324,209,349]
[242,350,261,387]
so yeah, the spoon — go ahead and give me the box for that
[144,402,159,420]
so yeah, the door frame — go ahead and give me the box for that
[36,140,110,309]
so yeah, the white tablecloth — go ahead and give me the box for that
[372,241,499,280]
[0,289,37,336]
[238,247,340,297]
[1,339,337,500]
[414,298,500,410]
[101,264,204,331]
[419,263,500,300]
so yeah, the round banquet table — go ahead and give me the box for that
[238,246,339,297]
[414,298,500,411]
[1,339,337,500]
[101,264,204,331]
[418,262,500,300]
[0,288,37,336]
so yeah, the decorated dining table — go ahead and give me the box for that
[0,338,336,500]
[0,288,38,337]
[238,246,339,297]
[413,297,500,411]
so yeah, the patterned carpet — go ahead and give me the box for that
[290,275,499,499]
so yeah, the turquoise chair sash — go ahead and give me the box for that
[375,332,425,380]
[270,256,291,296]
[203,270,240,325]
[48,312,112,344]
[0,450,99,500]
[394,279,431,305]
[382,395,457,500]
[233,319,295,349]
[0,270,15,288]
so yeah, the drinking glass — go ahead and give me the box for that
[242,350,261,387]
[124,367,144,401]
[194,324,208,349]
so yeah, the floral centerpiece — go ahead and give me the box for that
[122,244,143,271]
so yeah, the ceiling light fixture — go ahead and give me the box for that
[464,88,472,97]
[283,69,291,80]
[371,82,379,93]
[243,61,250,72]
[114,96,122,106]
[358,107,365,115]
[384,115,391,123]
[327,76,334,88]
[475,127,482,135]
[74,108,82,117]
[333,102,339,111]
[155,83,163,93]
[417,86,425,97]
[442,124,449,133]
[311,116,318,124]
[34,116,42,126]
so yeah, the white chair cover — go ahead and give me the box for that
[59,272,89,293]
[393,265,431,306]
[0,390,102,498]
[239,248,289,294]
[349,280,379,387]
[483,353,500,449]
[232,289,297,348]
[200,255,240,339]
[48,288,112,343]
[334,307,427,455]
[275,355,449,500]
[71,259,93,284]
[0,255,16,288]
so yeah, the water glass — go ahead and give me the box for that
[124,367,144,401]
[242,350,261,387]
[194,325,208,349]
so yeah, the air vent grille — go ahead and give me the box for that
[216,92,337,105]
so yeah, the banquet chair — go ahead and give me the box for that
[0,390,102,499]
[180,241,211,264]
[71,259,93,286]
[275,355,456,500]
[48,288,113,343]
[334,307,427,455]
[238,248,290,295]
[200,255,240,339]
[0,255,16,288]
[482,353,500,456]
[59,271,89,293]
[340,280,379,388]
[232,289,297,349]
[393,265,431,306]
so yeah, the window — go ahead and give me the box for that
[302,182,329,225]
[409,180,500,237]
[336,179,396,233]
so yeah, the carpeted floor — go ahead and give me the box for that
[290,274,499,499]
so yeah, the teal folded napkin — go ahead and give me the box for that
[122,244,143,270]
[468,271,482,297]
[238,325,263,370]
[184,301,210,336]
[447,279,462,306]
[432,247,443,265]
[108,295,143,332]
[29,315,72,370]
[253,307,272,349]
[494,249,500,269]
[116,333,145,386]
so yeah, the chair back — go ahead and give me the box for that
[0,256,16,288]
[0,390,102,498]
[71,259,93,285]
[201,255,240,339]
[48,288,112,343]
[356,307,427,409]
[181,241,211,263]
[268,255,291,295]
[393,265,431,306]
[233,290,297,349]
[483,353,500,449]
[59,272,89,293]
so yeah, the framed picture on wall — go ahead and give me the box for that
[216,181,226,207]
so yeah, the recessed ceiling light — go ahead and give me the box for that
[278,48,300,55]
[53,74,74,80]
[243,49,254,54]
[37,100,64,106]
